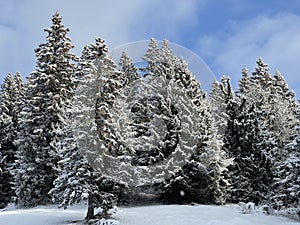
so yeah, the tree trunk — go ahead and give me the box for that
[85,195,94,221]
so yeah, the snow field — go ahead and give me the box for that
[115,204,298,225]
[0,204,298,225]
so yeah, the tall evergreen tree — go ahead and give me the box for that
[271,71,298,154]
[224,96,276,204]
[270,107,300,214]
[270,151,300,211]
[237,67,251,94]
[95,47,126,158]
[49,102,116,220]
[224,59,299,204]
[91,39,228,203]
[142,40,229,204]
[119,51,140,84]
[15,12,78,207]
[209,76,233,137]
[50,38,118,220]
[239,59,298,157]
[0,73,24,208]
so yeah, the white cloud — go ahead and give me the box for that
[198,13,300,94]
[0,0,204,84]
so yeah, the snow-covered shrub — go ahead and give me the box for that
[87,218,119,225]
[239,202,256,214]
[274,207,300,221]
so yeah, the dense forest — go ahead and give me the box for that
[0,12,299,221]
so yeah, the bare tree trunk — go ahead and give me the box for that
[85,195,94,221]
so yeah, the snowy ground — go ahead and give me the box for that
[0,204,298,225]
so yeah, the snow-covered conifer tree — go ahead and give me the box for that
[209,76,233,136]
[224,59,299,205]
[50,37,118,220]
[0,73,24,207]
[270,151,300,211]
[15,12,78,207]
[143,40,229,205]
[269,108,300,215]
[271,71,298,154]
[49,103,116,219]
[225,97,276,204]
[94,50,128,159]
[240,59,298,156]
[237,67,251,94]
[224,62,285,204]
[119,51,140,84]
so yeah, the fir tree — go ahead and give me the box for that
[147,40,229,205]
[237,67,251,95]
[15,12,78,207]
[62,37,119,220]
[271,152,300,211]
[49,103,116,220]
[119,51,140,84]
[224,59,298,205]
[271,71,298,154]
[95,49,127,157]
[225,98,276,204]
[209,76,233,137]
[270,109,300,213]
[0,73,24,208]
[240,59,298,156]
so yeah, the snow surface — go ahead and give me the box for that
[0,204,86,225]
[0,204,298,225]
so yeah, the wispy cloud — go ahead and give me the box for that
[1,0,299,97]
[0,0,204,84]
[198,13,300,94]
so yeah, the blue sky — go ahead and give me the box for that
[0,0,300,95]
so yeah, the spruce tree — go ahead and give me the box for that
[224,96,276,204]
[270,108,300,214]
[145,40,229,204]
[119,51,140,84]
[88,41,126,159]
[0,73,24,208]
[271,71,298,154]
[209,76,233,137]
[229,59,298,206]
[240,59,298,156]
[238,67,251,94]
[50,38,118,220]
[224,61,290,204]
[49,104,116,219]
[93,39,228,203]
[15,12,78,207]
[271,152,300,211]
